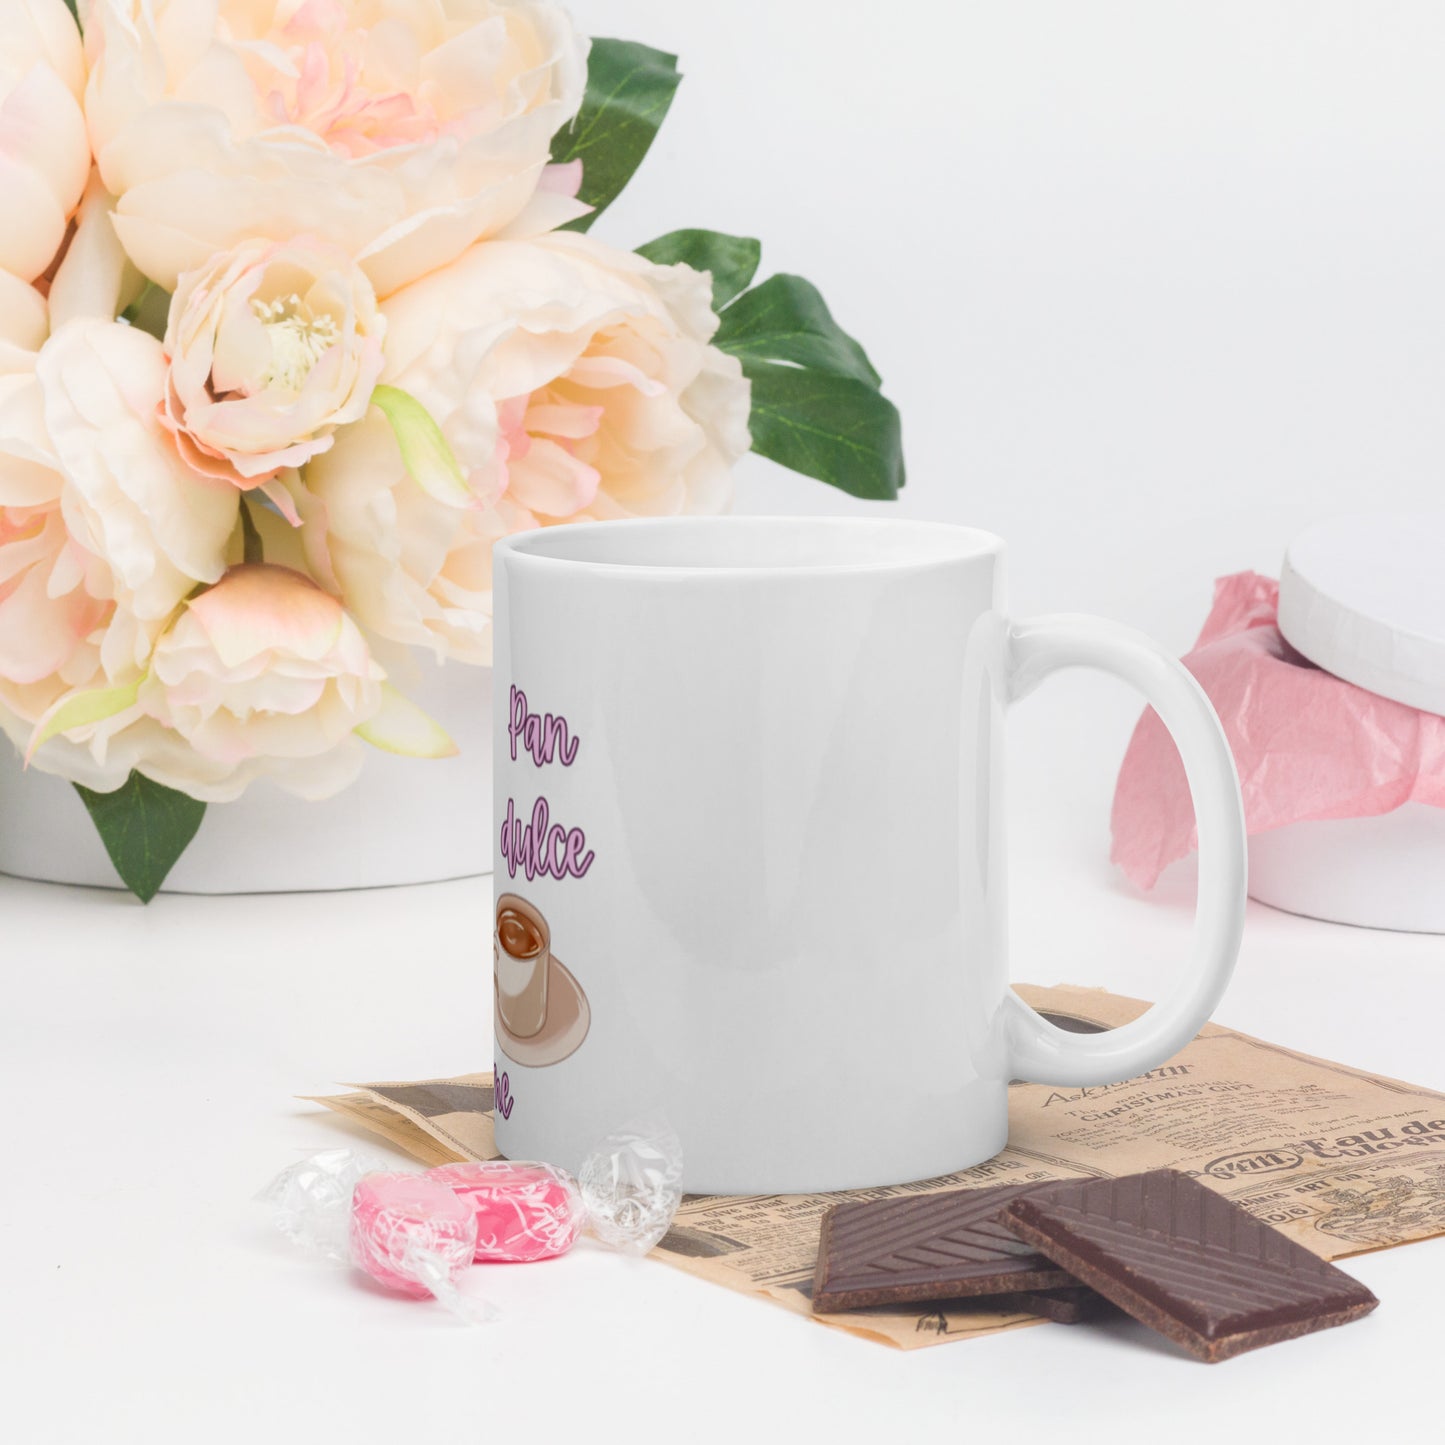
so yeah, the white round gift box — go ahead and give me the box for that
[1254,512,1445,932]
[0,657,494,894]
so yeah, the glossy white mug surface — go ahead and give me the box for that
[492,518,1246,1193]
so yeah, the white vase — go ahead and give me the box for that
[0,658,494,894]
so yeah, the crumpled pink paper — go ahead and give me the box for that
[1111,571,1445,889]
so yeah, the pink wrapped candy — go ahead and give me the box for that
[259,1122,681,1322]
[428,1161,584,1262]
[349,1172,478,1298]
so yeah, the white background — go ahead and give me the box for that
[9,2,1445,1441]
[574,0,1445,911]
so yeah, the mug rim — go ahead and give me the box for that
[494,515,1005,577]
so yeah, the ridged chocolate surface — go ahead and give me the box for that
[812,1185,1077,1313]
[1001,1170,1379,1362]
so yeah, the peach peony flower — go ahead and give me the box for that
[36,319,239,628]
[162,237,385,491]
[4,565,385,802]
[0,0,89,287]
[0,350,186,793]
[131,563,384,800]
[302,232,751,663]
[0,366,113,702]
[84,0,588,296]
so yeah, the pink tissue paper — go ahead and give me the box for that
[1111,571,1445,890]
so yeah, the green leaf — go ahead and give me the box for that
[635,229,761,310]
[743,358,905,500]
[716,275,883,389]
[371,385,472,508]
[552,39,682,232]
[64,0,80,26]
[120,282,171,342]
[74,773,206,904]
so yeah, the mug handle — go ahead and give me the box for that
[1002,614,1247,1085]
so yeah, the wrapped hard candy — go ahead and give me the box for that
[431,1118,684,1261]
[258,1118,682,1318]
[260,1152,492,1323]
[349,1172,479,1297]
[427,1161,584,1262]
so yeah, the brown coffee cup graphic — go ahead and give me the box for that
[495,893,551,1038]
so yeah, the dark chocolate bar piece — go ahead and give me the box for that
[812,1185,1077,1314]
[994,1286,1111,1324]
[999,1170,1379,1362]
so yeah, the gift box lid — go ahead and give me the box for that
[1278,511,1445,716]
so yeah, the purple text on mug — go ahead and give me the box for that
[510,685,579,768]
[500,796,595,882]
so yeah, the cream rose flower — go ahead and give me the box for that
[1,318,241,785]
[0,349,184,793]
[161,238,385,491]
[37,319,240,630]
[0,366,113,709]
[7,564,396,802]
[301,232,751,663]
[130,563,384,801]
[84,0,588,296]
[0,0,89,286]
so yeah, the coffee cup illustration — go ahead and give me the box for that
[495,893,550,1037]
[493,893,591,1067]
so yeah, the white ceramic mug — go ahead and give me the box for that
[491,518,1246,1193]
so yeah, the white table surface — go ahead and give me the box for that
[6,741,1444,1445]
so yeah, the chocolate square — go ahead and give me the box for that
[999,1170,1379,1362]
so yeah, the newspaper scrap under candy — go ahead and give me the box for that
[1111,572,1445,890]
[304,984,1445,1351]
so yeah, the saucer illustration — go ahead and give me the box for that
[494,892,590,1068]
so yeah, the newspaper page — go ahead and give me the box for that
[305,984,1445,1350]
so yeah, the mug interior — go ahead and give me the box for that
[500,516,1002,573]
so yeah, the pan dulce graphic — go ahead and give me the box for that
[494,686,592,1070]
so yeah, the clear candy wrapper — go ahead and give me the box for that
[259,1118,682,1314]
[259,1147,393,1264]
[259,1150,493,1324]
[577,1117,685,1256]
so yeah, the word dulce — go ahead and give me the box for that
[502,685,593,882]
[501,797,594,881]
